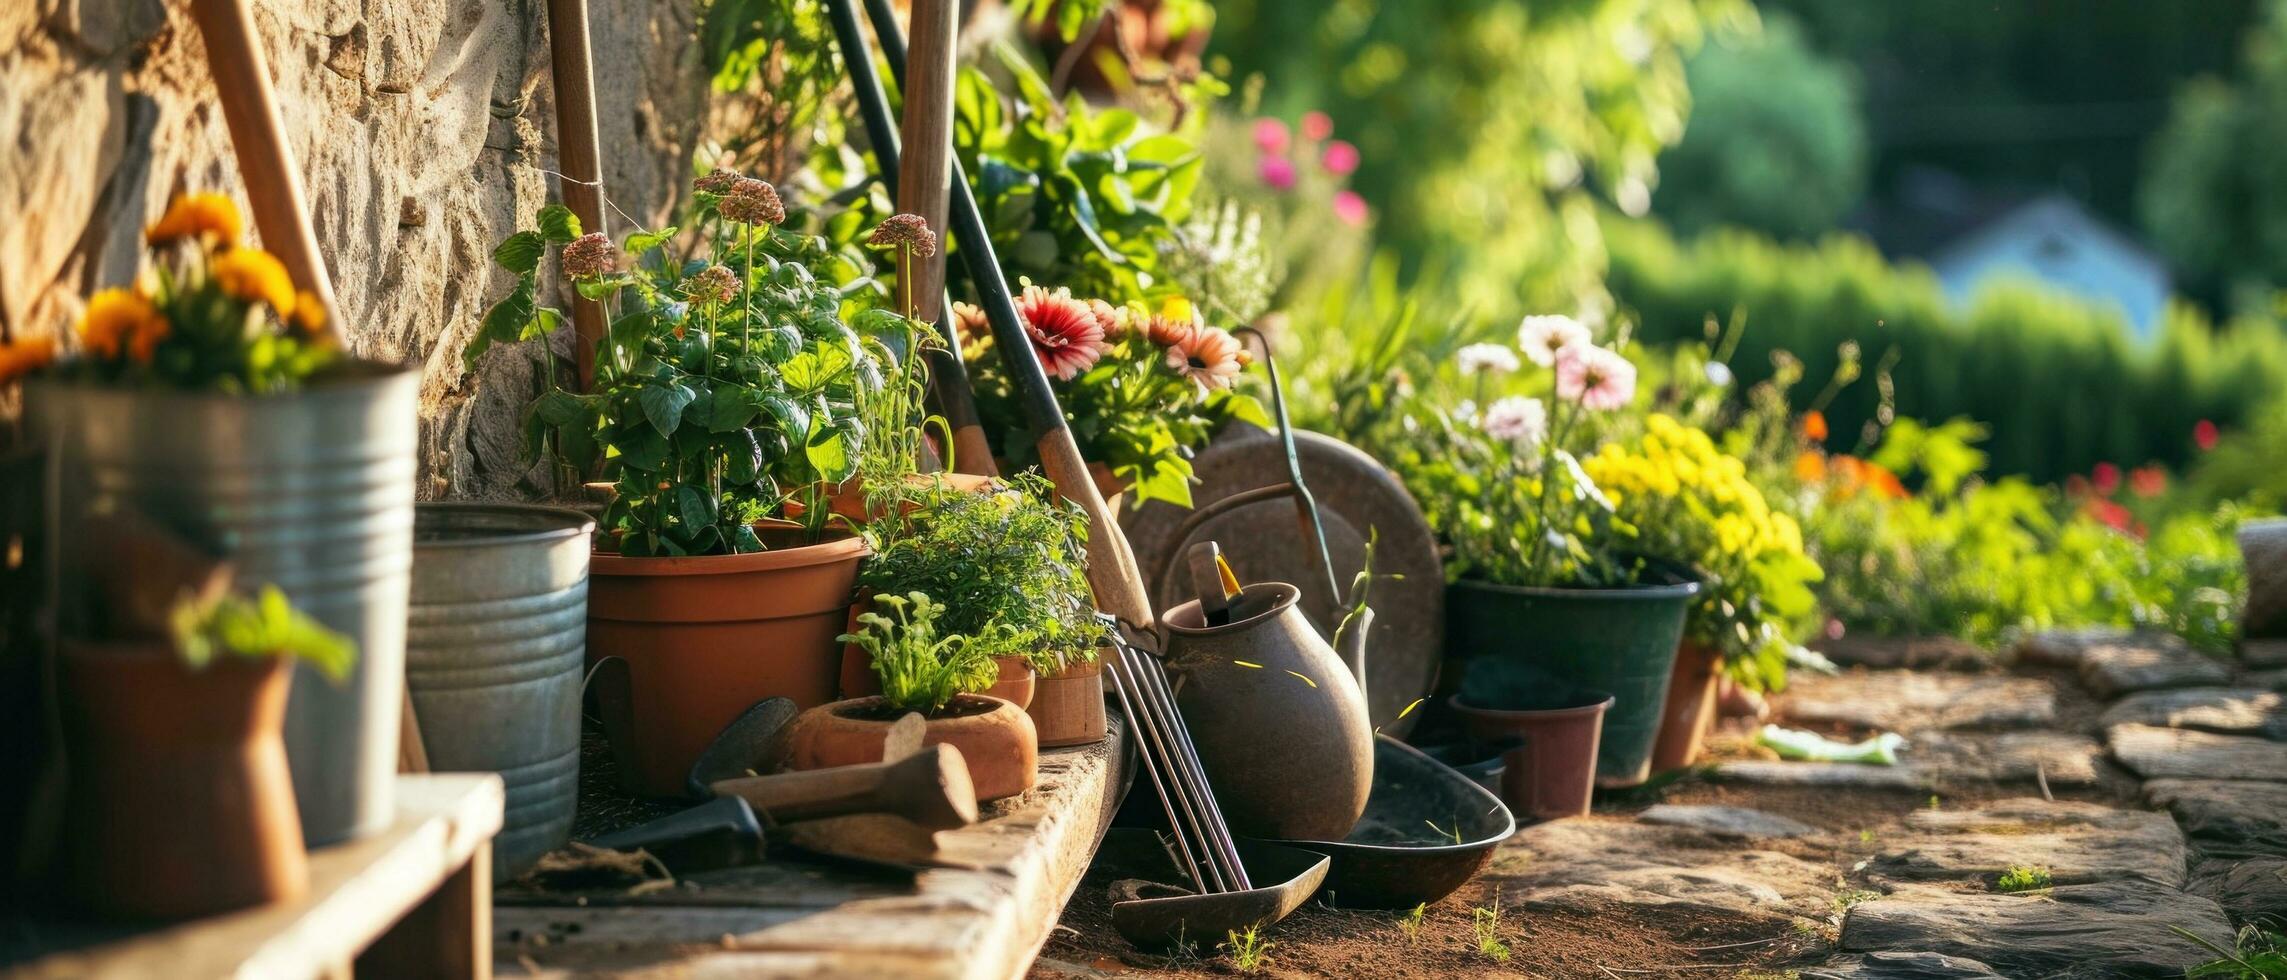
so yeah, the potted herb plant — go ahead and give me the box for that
[1402,316,1697,788]
[850,474,1112,746]
[788,592,1040,802]
[1583,415,1823,771]
[62,583,354,919]
[462,174,901,797]
[15,192,414,845]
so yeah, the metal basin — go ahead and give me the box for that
[1251,735,1514,909]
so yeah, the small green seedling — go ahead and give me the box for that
[1473,900,1511,962]
[1424,818,1465,844]
[1222,925,1273,973]
[1927,794,1942,811]
[1396,902,1428,942]
[2176,924,2287,978]
[1994,864,2053,893]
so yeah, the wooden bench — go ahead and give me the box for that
[4,773,503,980]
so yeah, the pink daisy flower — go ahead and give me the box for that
[1300,110,1334,142]
[1252,117,1290,155]
[1321,140,1360,176]
[1165,325,1246,394]
[1332,190,1369,227]
[1555,345,1636,411]
[1480,396,1546,448]
[1259,156,1297,190]
[1516,314,1592,367]
[1015,285,1110,382]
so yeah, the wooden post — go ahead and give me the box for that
[545,0,608,391]
[358,841,492,980]
[184,0,347,345]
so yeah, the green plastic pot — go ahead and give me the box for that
[1445,577,1699,787]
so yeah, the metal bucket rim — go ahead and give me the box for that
[22,360,418,404]
[415,501,596,550]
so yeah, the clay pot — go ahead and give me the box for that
[985,655,1037,711]
[2240,518,2287,639]
[783,695,1038,802]
[588,526,868,797]
[1450,691,1613,822]
[59,641,307,918]
[1650,642,1723,773]
[1161,583,1375,841]
[1029,657,1108,748]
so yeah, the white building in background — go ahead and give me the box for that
[1925,193,2171,340]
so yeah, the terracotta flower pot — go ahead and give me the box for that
[1650,642,1723,773]
[784,694,1038,802]
[1450,691,1613,822]
[1028,657,1108,748]
[59,641,307,919]
[985,655,1037,711]
[588,526,868,797]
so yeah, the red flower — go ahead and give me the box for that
[2129,465,2168,499]
[2091,462,2121,497]
[2194,419,2220,452]
[2087,498,2133,532]
[1015,285,1109,381]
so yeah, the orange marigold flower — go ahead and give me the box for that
[1793,450,1828,484]
[1798,410,1829,444]
[1863,460,1908,499]
[291,290,327,335]
[77,287,161,360]
[145,192,242,247]
[212,248,296,313]
[127,312,172,362]
[0,336,58,383]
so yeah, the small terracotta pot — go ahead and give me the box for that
[1028,657,1108,748]
[1650,642,1723,772]
[790,472,1001,524]
[1450,692,1613,822]
[589,526,868,797]
[985,655,1036,711]
[60,641,307,919]
[784,695,1038,802]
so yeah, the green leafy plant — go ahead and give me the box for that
[839,592,997,714]
[462,174,905,556]
[1396,901,1428,942]
[858,474,1106,674]
[1993,865,2053,893]
[1220,924,1273,973]
[1472,900,1511,963]
[2179,925,2287,979]
[169,585,357,683]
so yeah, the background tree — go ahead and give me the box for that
[2142,0,2287,313]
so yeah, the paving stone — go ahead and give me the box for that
[2246,667,2287,691]
[2016,627,2143,668]
[1637,804,1821,839]
[2245,638,2287,669]
[2144,779,2287,857]
[1816,635,1989,671]
[1713,760,1928,790]
[1909,731,2104,786]
[1838,880,2236,978]
[1801,951,2008,979]
[1780,671,2056,732]
[2099,687,2287,740]
[2187,855,2287,927]
[1486,818,1833,919]
[2109,723,2287,782]
[2079,640,2233,699]
[1867,798,2190,888]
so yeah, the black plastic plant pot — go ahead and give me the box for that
[1445,577,1699,787]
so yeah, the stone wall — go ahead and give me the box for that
[0,0,708,498]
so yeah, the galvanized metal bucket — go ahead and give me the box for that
[25,367,419,846]
[408,503,592,878]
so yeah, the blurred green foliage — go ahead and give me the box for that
[1606,218,2287,483]
[1653,15,1866,240]
[1209,0,1752,312]
[2143,0,2287,312]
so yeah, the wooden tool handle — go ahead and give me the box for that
[711,744,977,830]
[544,0,608,391]
[185,0,346,346]
[897,0,957,326]
[1037,433,1155,627]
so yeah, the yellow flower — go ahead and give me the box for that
[0,336,57,383]
[290,290,327,336]
[145,192,242,248]
[77,288,162,360]
[212,248,297,313]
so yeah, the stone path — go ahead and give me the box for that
[1470,628,2285,978]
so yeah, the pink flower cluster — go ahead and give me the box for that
[1251,111,1369,228]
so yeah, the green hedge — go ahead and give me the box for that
[1607,219,2287,482]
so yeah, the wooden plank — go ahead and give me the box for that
[498,719,1127,979]
[5,774,503,980]
[359,840,491,979]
